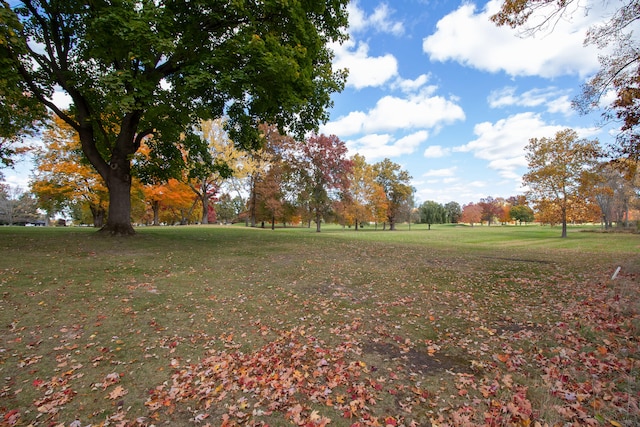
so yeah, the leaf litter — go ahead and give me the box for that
[0,234,638,427]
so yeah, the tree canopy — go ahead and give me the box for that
[0,0,349,234]
[523,129,600,237]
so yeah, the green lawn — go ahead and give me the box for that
[0,225,638,426]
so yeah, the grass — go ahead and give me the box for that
[0,224,638,427]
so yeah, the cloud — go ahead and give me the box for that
[348,2,405,36]
[332,40,398,89]
[321,90,465,136]
[345,130,428,160]
[422,0,600,79]
[488,86,573,115]
[423,167,457,177]
[423,145,450,158]
[392,74,432,94]
[455,112,566,179]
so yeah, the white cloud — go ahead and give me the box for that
[332,39,398,89]
[422,0,600,79]
[455,112,566,179]
[423,145,450,158]
[488,86,573,115]
[423,167,457,177]
[345,130,428,160]
[347,2,404,36]
[392,74,432,94]
[321,91,465,136]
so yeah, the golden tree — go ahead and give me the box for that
[31,115,108,227]
[523,129,600,237]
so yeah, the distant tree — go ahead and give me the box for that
[1,1,349,235]
[31,115,109,227]
[373,159,413,230]
[478,196,503,226]
[589,161,638,228]
[0,185,40,225]
[184,120,236,224]
[295,134,352,232]
[444,201,462,223]
[420,200,446,230]
[523,129,600,237]
[460,203,483,227]
[510,204,535,225]
[141,178,194,226]
[343,154,385,230]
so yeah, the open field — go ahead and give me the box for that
[0,224,638,426]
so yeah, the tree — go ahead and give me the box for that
[373,158,413,231]
[184,120,236,224]
[590,161,638,228]
[478,196,503,226]
[295,134,352,232]
[342,154,389,230]
[0,184,41,225]
[444,201,462,223]
[492,0,640,161]
[1,1,349,235]
[419,200,446,230]
[510,204,535,225]
[523,129,600,237]
[31,115,109,227]
[460,202,483,226]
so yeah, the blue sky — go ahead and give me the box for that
[319,0,619,206]
[3,0,620,206]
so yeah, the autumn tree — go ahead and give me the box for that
[341,154,384,230]
[247,124,293,227]
[460,202,483,226]
[31,115,109,227]
[523,129,600,237]
[492,0,640,161]
[478,196,503,226]
[184,120,237,224]
[1,0,348,235]
[293,134,352,232]
[589,161,638,228]
[373,158,413,231]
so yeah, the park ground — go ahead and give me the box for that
[0,224,638,427]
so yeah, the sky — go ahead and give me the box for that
[1,0,624,206]
[318,0,621,206]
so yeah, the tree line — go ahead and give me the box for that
[18,116,415,232]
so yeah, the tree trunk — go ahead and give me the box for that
[90,205,106,228]
[152,200,160,226]
[355,219,359,231]
[315,212,321,232]
[101,165,135,235]
[561,206,568,238]
[201,193,209,224]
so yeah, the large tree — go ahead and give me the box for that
[523,129,600,237]
[492,0,640,162]
[0,0,348,235]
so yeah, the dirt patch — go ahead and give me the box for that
[363,341,472,375]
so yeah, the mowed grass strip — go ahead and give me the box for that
[0,225,638,426]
